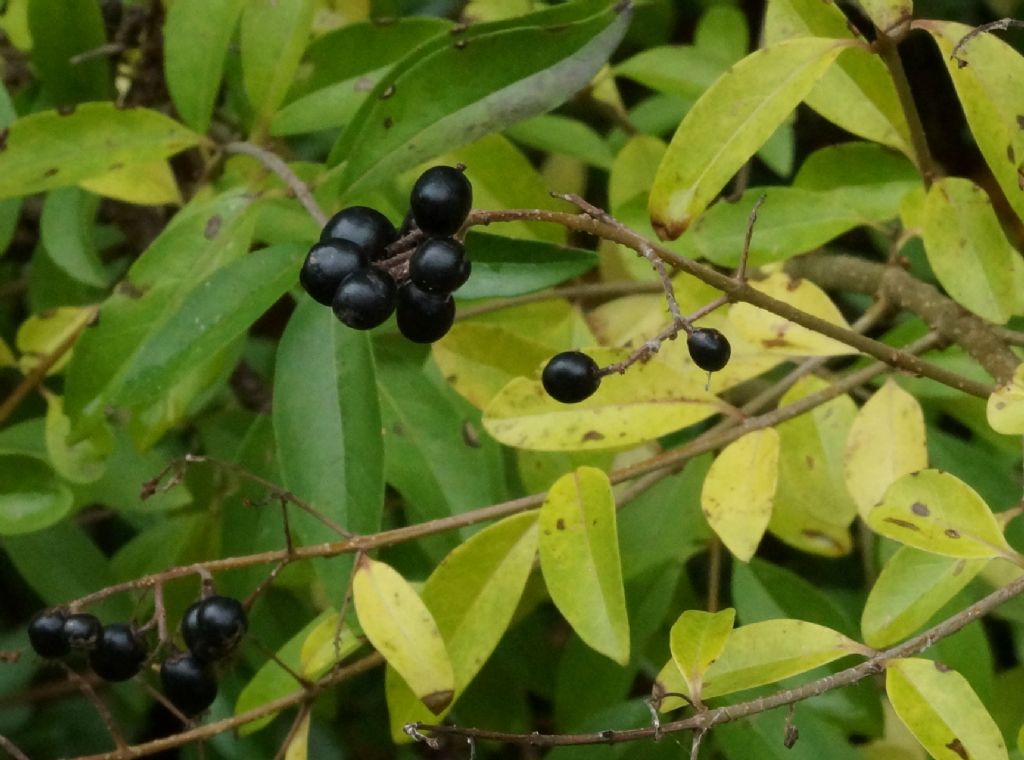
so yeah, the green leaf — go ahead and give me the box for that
[163,0,244,133]
[609,135,666,215]
[458,231,598,299]
[328,0,632,197]
[988,364,1024,435]
[921,177,1024,324]
[0,455,72,535]
[385,511,540,739]
[44,394,111,484]
[887,657,1008,760]
[111,244,304,408]
[27,0,109,104]
[0,104,203,201]
[763,0,911,154]
[656,618,866,707]
[504,113,614,169]
[649,37,849,239]
[354,557,455,714]
[298,614,362,679]
[79,159,182,206]
[273,299,384,588]
[866,469,1016,559]
[539,466,629,664]
[845,379,929,520]
[615,45,726,100]
[670,608,735,701]
[923,20,1024,225]
[862,548,987,648]
[39,187,107,287]
[240,0,315,132]
[694,5,750,65]
[701,429,779,562]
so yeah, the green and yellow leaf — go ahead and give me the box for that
[670,608,735,701]
[987,363,1024,435]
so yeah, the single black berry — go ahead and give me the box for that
[320,206,397,259]
[687,328,731,372]
[299,240,368,306]
[89,624,147,682]
[160,654,218,717]
[410,166,472,237]
[333,269,397,330]
[29,610,70,658]
[64,613,102,651]
[396,284,456,343]
[190,596,247,661]
[542,351,601,404]
[409,238,471,293]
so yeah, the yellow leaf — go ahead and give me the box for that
[352,557,454,714]
[669,608,735,701]
[845,379,928,519]
[79,159,182,206]
[16,307,95,376]
[728,270,856,357]
[858,0,912,33]
[283,712,310,760]
[0,336,15,368]
[298,614,361,677]
[701,429,779,561]
[987,363,1024,435]
[540,467,629,664]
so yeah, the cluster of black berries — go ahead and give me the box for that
[300,165,474,344]
[541,328,732,404]
[27,594,246,719]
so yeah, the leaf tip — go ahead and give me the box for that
[650,214,688,241]
[421,689,454,715]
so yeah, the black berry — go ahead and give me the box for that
[64,613,102,651]
[396,284,455,344]
[332,269,397,330]
[189,596,247,662]
[29,610,70,658]
[160,654,218,717]
[410,166,472,237]
[319,206,397,259]
[410,238,471,293]
[687,328,731,372]
[542,351,601,404]
[299,240,368,306]
[89,624,147,681]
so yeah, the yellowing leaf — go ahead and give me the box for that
[483,348,724,452]
[386,511,539,740]
[921,178,1024,324]
[769,376,859,557]
[16,306,94,376]
[656,618,865,708]
[861,547,987,648]
[44,393,112,485]
[283,712,310,760]
[649,37,849,239]
[887,658,1008,760]
[988,363,1024,435]
[728,271,856,357]
[670,608,735,701]
[858,0,912,32]
[352,557,454,714]
[298,614,362,677]
[866,469,1016,559]
[701,429,779,561]
[0,336,15,368]
[79,159,182,206]
[539,467,629,664]
[845,379,928,519]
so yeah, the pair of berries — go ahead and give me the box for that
[28,610,147,682]
[541,328,732,404]
[299,165,473,344]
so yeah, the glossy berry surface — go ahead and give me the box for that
[409,238,470,293]
[89,624,146,682]
[189,596,247,661]
[409,166,472,237]
[396,284,455,344]
[160,654,218,717]
[64,613,102,651]
[542,351,601,404]
[319,206,397,259]
[299,240,368,306]
[687,328,731,372]
[180,601,202,654]
[29,610,70,658]
[333,269,397,330]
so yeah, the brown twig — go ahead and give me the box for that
[946,18,1024,67]
[61,664,129,752]
[0,734,30,760]
[223,142,328,228]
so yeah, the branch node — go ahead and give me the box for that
[405,723,442,749]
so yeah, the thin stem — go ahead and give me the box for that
[61,664,128,752]
[457,281,663,321]
[0,734,30,760]
[223,142,328,228]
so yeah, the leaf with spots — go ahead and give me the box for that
[887,657,1008,760]
[921,177,1024,324]
[0,103,203,201]
[845,379,929,520]
[385,511,539,740]
[987,363,1024,435]
[656,618,866,709]
[701,429,779,562]
[669,608,735,702]
[866,469,1017,560]
[353,557,455,715]
[539,467,629,664]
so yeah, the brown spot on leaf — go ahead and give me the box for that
[786,276,802,291]
[109,162,125,172]
[935,660,951,672]
[1009,144,1016,163]
[805,455,815,470]
[1017,115,1024,129]
[911,502,930,516]
[945,528,961,539]
[996,401,1006,410]
[204,215,222,239]
[383,116,393,129]
[391,423,404,435]
[57,104,76,116]
[953,559,966,576]
[422,689,454,715]
[117,281,146,299]
[581,430,605,442]
[762,337,792,349]
[43,167,59,178]
[884,517,920,531]
[461,421,481,448]
[556,518,565,530]
[945,738,969,759]
[0,128,8,151]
